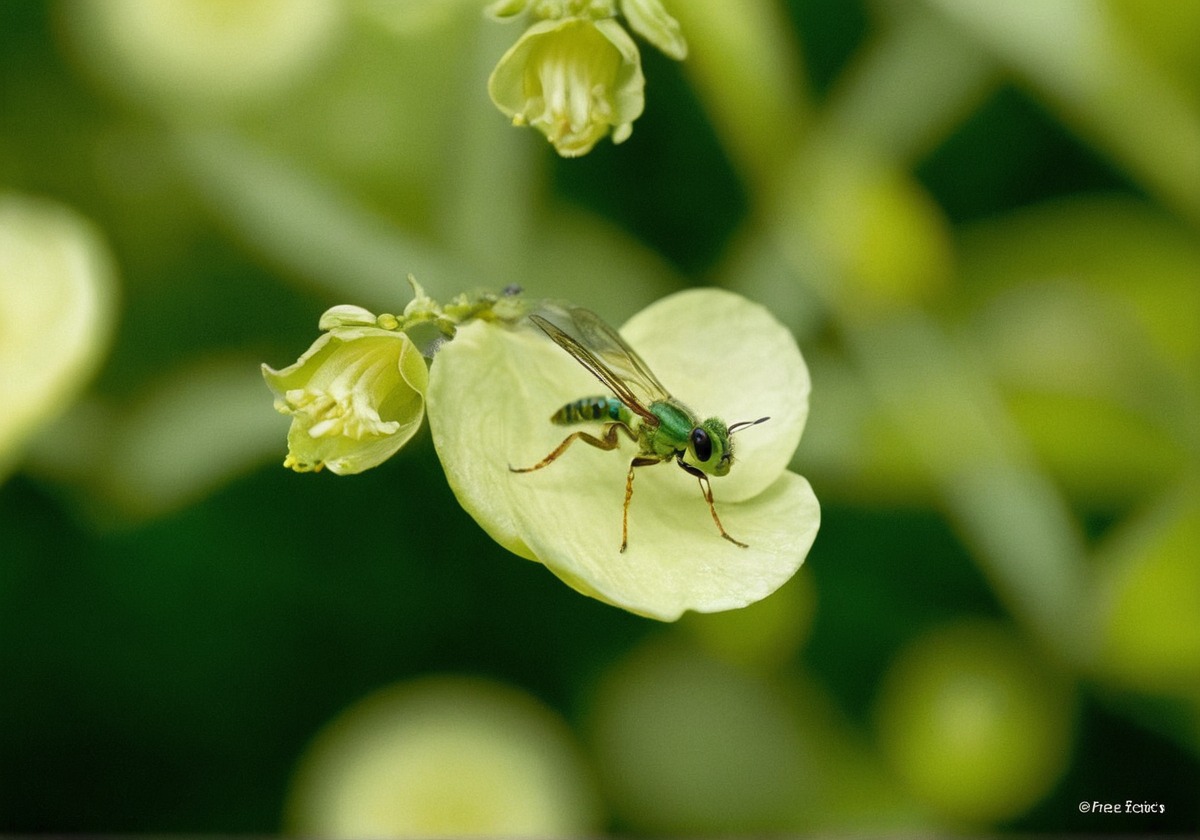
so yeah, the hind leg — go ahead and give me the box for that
[509,421,637,473]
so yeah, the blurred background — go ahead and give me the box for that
[2,0,1198,833]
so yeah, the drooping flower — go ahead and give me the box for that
[262,306,428,475]
[426,288,820,620]
[488,16,645,157]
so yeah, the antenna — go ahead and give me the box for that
[728,416,770,435]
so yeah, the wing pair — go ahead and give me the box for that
[528,303,671,427]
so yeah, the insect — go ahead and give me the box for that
[510,304,769,552]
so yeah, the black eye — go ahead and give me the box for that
[690,428,712,462]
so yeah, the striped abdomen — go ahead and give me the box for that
[551,396,631,425]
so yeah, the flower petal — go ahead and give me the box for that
[620,0,687,60]
[593,17,646,123]
[426,318,576,561]
[319,304,379,329]
[620,288,811,503]
[485,0,530,19]
[427,288,818,619]
[516,463,819,620]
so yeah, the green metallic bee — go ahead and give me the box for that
[511,304,768,552]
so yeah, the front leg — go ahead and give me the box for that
[676,456,748,548]
[622,455,668,552]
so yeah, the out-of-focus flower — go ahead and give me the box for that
[874,621,1075,823]
[285,676,601,837]
[0,193,118,482]
[262,306,428,475]
[488,16,645,157]
[59,0,343,112]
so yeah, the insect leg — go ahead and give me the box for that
[509,421,637,473]
[621,456,667,553]
[676,456,748,548]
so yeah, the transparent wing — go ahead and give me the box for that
[529,303,672,425]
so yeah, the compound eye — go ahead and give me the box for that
[690,427,712,462]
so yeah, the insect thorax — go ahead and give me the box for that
[645,399,700,458]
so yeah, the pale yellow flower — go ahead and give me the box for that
[488,16,645,157]
[262,307,427,475]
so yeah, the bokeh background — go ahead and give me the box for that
[3,0,1198,833]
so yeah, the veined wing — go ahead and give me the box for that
[529,303,672,425]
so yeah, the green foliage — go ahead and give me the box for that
[2,0,1197,833]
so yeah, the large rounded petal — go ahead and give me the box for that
[428,288,819,620]
[621,288,810,503]
[515,462,819,620]
[426,313,583,562]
